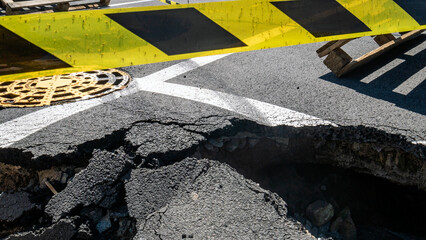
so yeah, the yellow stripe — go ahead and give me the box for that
[156,0,179,5]
[337,0,420,33]
[0,0,424,82]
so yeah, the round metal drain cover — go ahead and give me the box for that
[0,69,131,107]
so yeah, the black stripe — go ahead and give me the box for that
[393,0,425,25]
[0,25,71,76]
[271,0,371,37]
[106,8,246,55]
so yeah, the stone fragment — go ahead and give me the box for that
[96,215,111,233]
[330,208,357,240]
[60,173,68,184]
[6,218,76,240]
[67,177,73,183]
[306,200,334,226]
[190,192,199,201]
[76,222,93,240]
[45,149,134,222]
[0,192,35,222]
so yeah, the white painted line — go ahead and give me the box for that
[136,81,334,127]
[360,58,405,84]
[392,66,426,95]
[137,54,232,84]
[0,100,102,148]
[404,42,425,57]
[0,54,333,148]
[109,0,154,7]
[0,55,230,148]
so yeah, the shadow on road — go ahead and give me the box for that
[319,34,425,116]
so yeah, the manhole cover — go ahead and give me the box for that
[0,69,131,107]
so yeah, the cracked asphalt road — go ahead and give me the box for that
[0,0,425,239]
[1,0,425,150]
[1,35,424,159]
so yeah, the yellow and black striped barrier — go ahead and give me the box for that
[0,0,425,82]
[157,0,178,5]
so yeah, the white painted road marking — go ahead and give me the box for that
[137,81,333,127]
[109,0,154,7]
[405,41,425,57]
[360,59,405,84]
[392,65,426,95]
[0,54,333,148]
[0,100,102,148]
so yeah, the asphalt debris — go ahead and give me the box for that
[0,115,425,239]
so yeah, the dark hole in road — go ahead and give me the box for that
[1,122,425,239]
[196,136,426,240]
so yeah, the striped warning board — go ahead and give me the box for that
[0,0,425,82]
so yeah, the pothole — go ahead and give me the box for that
[0,69,131,107]
[191,132,426,239]
[0,122,425,239]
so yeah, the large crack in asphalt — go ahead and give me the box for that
[0,117,425,239]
